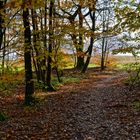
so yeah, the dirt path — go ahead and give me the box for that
[44,71,140,140]
[0,70,140,140]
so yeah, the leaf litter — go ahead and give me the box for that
[0,69,140,140]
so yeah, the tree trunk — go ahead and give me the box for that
[22,6,34,105]
[76,55,84,70]
[2,32,6,74]
[82,10,96,73]
[101,1,109,70]
[31,9,42,82]
[0,0,4,49]
[76,6,84,70]
[101,37,105,70]
[46,0,55,91]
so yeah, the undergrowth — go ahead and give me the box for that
[0,112,9,122]
[123,63,140,90]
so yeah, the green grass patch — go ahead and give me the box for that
[51,76,81,87]
[0,112,9,122]
[62,76,81,84]
[131,101,140,110]
[0,79,23,91]
[88,63,98,68]
[116,63,140,70]
[34,75,82,91]
[64,63,98,69]
[64,63,75,69]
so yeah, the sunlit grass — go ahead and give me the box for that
[64,63,98,69]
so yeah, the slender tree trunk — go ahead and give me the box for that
[104,37,108,68]
[0,0,7,47]
[82,37,94,73]
[42,0,48,84]
[101,1,109,70]
[2,32,6,74]
[22,5,34,105]
[82,10,96,73]
[0,0,4,49]
[31,9,42,82]
[101,37,105,70]
[104,48,109,67]
[1,2,6,74]
[46,0,55,91]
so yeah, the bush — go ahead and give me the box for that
[123,63,140,90]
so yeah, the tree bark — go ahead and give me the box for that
[76,6,84,70]
[82,10,96,73]
[101,37,105,70]
[0,0,4,49]
[31,9,43,82]
[22,5,34,105]
[46,0,55,91]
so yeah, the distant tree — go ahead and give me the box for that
[96,0,114,70]
[56,0,97,71]
[82,1,96,73]
[59,1,85,70]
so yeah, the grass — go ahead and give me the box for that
[0,68,84,95]
[51,76,81,88]
[116,63,140,70]
[0,112,9,122]
[88,63,99,68]
[131,101,140,110]
[1,55,140,94]
[64,63,98,69]
[0,70,24,97]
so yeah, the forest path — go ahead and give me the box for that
[0,70,140,140]
[44,70,140,140]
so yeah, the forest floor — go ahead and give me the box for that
[0,68,140,140]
